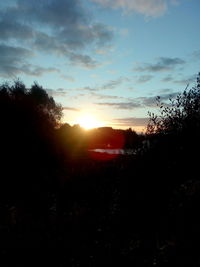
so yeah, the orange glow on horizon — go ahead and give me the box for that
[63,110,145,133]
[74,113,104,130]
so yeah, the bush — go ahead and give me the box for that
[147,72,200,135]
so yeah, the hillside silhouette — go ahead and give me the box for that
[0,74,200,266]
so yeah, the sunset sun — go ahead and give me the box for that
[76,114,103,129]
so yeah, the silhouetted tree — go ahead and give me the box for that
[29,82,62,127]
[138,73,200,266]
[0,80,62,216]
[147,72,200,135]
[145,73,200,176]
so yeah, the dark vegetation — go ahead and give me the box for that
[0,74,200,266]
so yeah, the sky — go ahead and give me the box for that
[0,0,200,132]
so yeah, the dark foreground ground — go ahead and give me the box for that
[1,148,200,267]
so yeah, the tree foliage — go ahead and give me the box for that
[0,80,62,129]
[0,80,62,208]
[146,72,200,135]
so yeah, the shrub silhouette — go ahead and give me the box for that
[138,72,200,266]
[147,72,200,135]
[145,73,200,177]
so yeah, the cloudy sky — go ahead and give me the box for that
[0,0,199,131]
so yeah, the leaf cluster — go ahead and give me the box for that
[146,73,200,135]
[0,80,63,129]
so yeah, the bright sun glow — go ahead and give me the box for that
[75,114,103,129]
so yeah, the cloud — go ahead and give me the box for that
[0,44,33,64]
[95,92,179,110]
[0,20,34,40]
[69,53,99,69]
[161,75,174,82]
[101,77,130,90]
[112,117,149,127]
[135,75,153,83]
[173,74,197,85]
[46,88,68,97]
[61,75,75,82]
[75,86,96,92]
[161,74,197,85]
[0,0,114,75]
[107,69,118,74]
[74,77,130,91]
[18,0,87,29]
[57,23,113,50]
[25,65,60,76]
[134,57,185,72]
[63,107,80,111]
[0,44,34,77]
[89,92,126,100]
[191,50,200,62]
[33,31,99,69]
[158,88,174,94]
[0,32,66,78]
[95,45,115,55]
[7,0,113,48]
[90,0,177,17]
[140,92,179,106]
[96,101,141,109]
